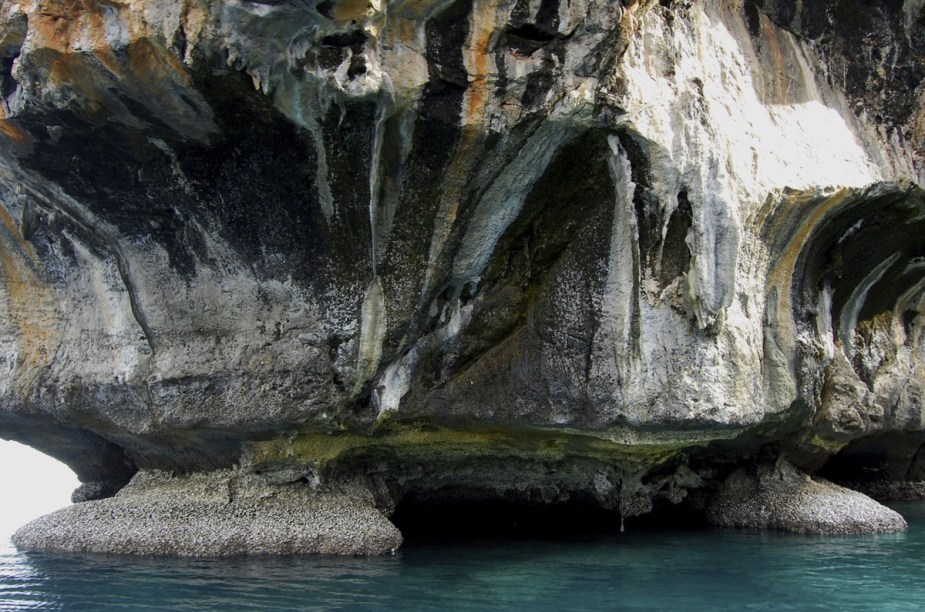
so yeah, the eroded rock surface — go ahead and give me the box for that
[707,458,908,534]
[1,0,924,551]
[13,469,402,555]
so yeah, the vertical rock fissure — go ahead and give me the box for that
[112,245,156,358]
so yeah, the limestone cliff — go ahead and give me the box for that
[1,0,924,552]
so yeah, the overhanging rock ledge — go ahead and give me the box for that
[1,0,924,553]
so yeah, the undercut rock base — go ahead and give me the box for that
[707,459,908,535]
[12,470,402,556]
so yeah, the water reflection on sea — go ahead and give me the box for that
[2,504,925,610]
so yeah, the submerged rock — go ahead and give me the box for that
[0,0,922,550]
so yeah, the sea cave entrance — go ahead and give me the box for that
[0,440,79,546]
[390,487,709,544]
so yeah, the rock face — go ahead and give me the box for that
[0,0,924,552]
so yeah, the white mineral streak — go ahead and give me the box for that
[896,264,925,319]
[356,278,387,391]
[815,283,836,360]
[589,137,641,413]
[375,350,414,417]
[839,252,901,353]
[380,4,431,103]
[373,107,416,263]
[583,136,754,426]
[278,77,336,225]
[451,120,575,283]
[376,290,473,417]
[100,4,130,49]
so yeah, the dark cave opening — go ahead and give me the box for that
[390,490,709,545]
[817,431,925,485]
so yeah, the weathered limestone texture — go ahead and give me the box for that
[0,0,923,551]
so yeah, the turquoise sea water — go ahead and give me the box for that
[3,504,925,610]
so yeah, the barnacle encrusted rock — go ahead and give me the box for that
[707,458,908,535]
[13,470,402,555]
[1,0,924,552]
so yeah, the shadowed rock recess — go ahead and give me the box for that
[1,0,924,554]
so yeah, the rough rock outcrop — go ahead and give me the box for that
[0,0,923,552]
[13,469,402,555]
[707,458,907,534]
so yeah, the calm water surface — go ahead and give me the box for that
[3,503,925,610]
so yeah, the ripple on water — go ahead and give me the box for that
[1,506,925,610]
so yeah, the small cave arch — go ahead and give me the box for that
[817,431,925,498]
[0,421,137,503]
[0,439,80,540]
[789,185,925,356]
[389,486,709,545]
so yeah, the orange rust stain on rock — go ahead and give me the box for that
[128,38,189,85]
[93,45,123,77]
[31,13,75,54]
[30,0,145,58]
[426,0,501,272]
[766,188,852,342]
[45,52,112,118]
[31,0,101,53]
[461,0,499,127]
[0,120,29,144]
[163,50,192,87]
[333,0,375,23]
[755,12,803,105]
